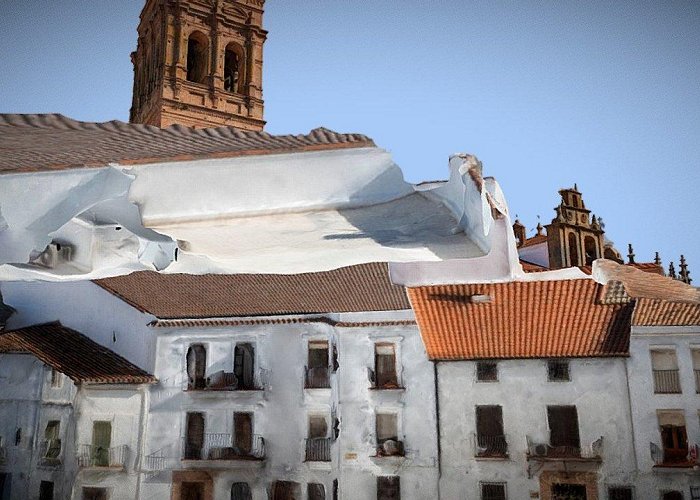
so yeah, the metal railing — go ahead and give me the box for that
[694,369,700,394]
[526,436,603,460]
[183,433,266,460]
[77,444,127,468]
[39,439,62,464]
[304,366,331,389]
[305,437,331,462]
[473,434,508,458]
[144,448,167,472]
[653,369,681,394]
[191,369,269,391]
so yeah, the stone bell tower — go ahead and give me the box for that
[129,0,266,130]
[545,185,605,268]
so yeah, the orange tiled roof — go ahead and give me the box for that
[520,259,549,273]
[0,322,156,384]
[579,262,665,276]
[519,233,548,249]
[633,298,700,327]
[407,279,632,361]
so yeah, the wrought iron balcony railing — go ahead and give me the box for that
[39,439,62,464]
[183,433,266,461]
[305,437,332,462]
[77,444,127,469]
[473,433,508,458]
[527,436,603,461]
[304,366,331,389]
[653,369,681,394]
[188,369,269,391]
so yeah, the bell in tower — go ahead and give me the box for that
[129,0,266,131]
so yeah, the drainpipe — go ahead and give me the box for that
[135,384,150,500]
[623,354,638,472]
[433,362,442,499]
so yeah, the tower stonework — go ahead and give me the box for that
[129,0,266,130]
[545,186,605,269]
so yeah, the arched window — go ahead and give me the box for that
[186,32,209,84]
[186,344,207,390]
[224,43,244,93]
[584,236,598,266]
[567,233,580,267]
[231,482,252,500]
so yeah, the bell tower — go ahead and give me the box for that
[545,185,605,268]
[129,0,266,130]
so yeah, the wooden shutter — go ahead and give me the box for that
[231,482,252,500]
[476,406,503,437]
[187,345,207,389]
[186,412,204,459]
[180,482,204,500]
[234,413,253,454]
[234,343,255,389]
[547,406,580,448]
[375,344,398,387]
[377,476,400,500]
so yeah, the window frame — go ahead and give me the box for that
[547,359,571,382]
[480,481,507,500]
[476,361,498,383]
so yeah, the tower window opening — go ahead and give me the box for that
[584,236,598,266]
[568,233,580,267]
[187,32,209,84]
[224,45,242,93]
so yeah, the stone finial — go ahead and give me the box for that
[654,252,662,266]
[591,214,601,231]
[627,244,635,264]
[597,216,606,231]
[536,222,544,236]
[554,205,566,223]
[512,218,526,247]
[573,183,579,192]
[669,262,677,279]
[679,255,692,285]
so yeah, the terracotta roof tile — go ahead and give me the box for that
[407,279,632,360]
[0,322,156,384]
[579,262,665,276]
[94,262,410,319]
[633,298,700,327]
[520,259,549,273]
[0,114,375,174]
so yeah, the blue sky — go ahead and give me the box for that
[1,1,698,273]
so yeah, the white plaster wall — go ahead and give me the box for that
[437,358,636,499]
[628,328,700,494]
[71,387,145,500]
[1,280,158,372]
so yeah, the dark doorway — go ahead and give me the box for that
[231,482,252,500]
[185,412,205,460]
[82,488,108,500]
[39,481,54,500]
[552,484,586,500]
[234,343,255,389]
[180,482,204,500]
[234,412,253,455]
[662,492,684,500]
[0,474,10,500]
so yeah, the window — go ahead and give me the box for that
[376,413,402,456]
[91,421,111,467]
[691,487,700,500]
[377,476,400,500]
[306,341,330,389]
[185,412,205,460]
[481,482,506,500]
[186,32,208,84]
[658,411,688,464]
[50,369,63,388]
[308,483,325,500]
[306,415,331,462]
[476,361,498,382]
[231,482,252,500]
[180,482,205,500]
[44,420,61,459]
[661,492,684,500]
[234,412,253,456]
[374,344,398,388]
[692,350,700,393]
[186,344,207,390]
[272,481,300,500]
[568,233,580,267]
[584,236,598,265]
[609,487,633,500]
[547,360,570,382]
[651,349,681,394]
[82,488,108,500]
[224,44,242,93]
[475,406,507,457]
[39,481,54,500]
[553,484,586,499]
[547,406,580,456]
[234,343,255,390]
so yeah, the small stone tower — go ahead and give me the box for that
[129,0,266,130]
[545,185,605,268]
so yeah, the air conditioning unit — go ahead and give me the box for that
[530,443,549,457]
[30,242,73,269]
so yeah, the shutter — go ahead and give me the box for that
[547,406,580,448]
[476,406,503,437]
[235,343,255,389]
[186,413,204,459]
[234,413,253,454]
[375,345,397,387]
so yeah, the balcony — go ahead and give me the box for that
[526,436,603,462]
[188,369,268,392]
[304,366,331,389]
[653,369,681,394]
[38,439,62,466]
[367,368,403,390]
[183,433,266,461]
[305,437,332,462]
[473,433,509,459]
[650,442,695,468]
[77,444,128,469]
